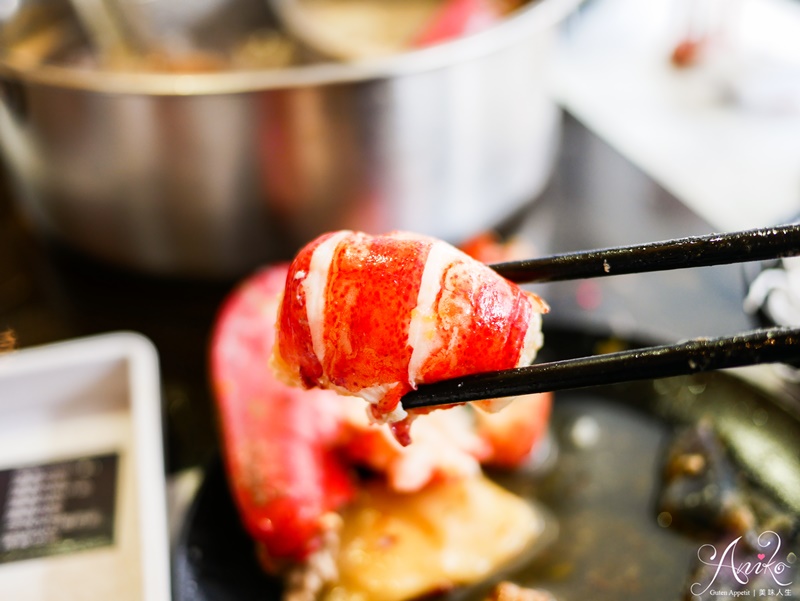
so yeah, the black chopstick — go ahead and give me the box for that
[401,327,800,410]
[489,224,800,284]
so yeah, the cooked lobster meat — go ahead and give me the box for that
[210,231,552,600]
[271,230,549,445]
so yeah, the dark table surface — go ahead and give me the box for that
[0,112,757,474]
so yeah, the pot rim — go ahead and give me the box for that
[0,0,582,96]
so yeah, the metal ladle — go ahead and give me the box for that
[68,0,151,65]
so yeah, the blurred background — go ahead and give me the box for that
[1,0,799,470]
[1,1,800,598]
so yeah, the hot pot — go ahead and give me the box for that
[0,0,580,278]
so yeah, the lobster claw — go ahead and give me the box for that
[210,265,356,564]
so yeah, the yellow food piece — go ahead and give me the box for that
[323,474,543,601]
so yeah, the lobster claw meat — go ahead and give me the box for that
[272,230,549,445]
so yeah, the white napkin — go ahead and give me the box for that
[744,256,800,325]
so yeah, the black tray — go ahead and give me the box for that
[174,331,800,601]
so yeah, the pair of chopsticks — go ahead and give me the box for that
[402,224,800,410]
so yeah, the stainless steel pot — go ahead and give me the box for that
[0,0,580,278]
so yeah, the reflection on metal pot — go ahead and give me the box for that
[0,0,580,277]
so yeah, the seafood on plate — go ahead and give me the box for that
[210,231,553,601]
[271,230,549,445]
